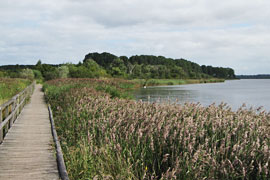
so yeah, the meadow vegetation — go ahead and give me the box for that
[45,78,270,180]
[133,78,225,86]
[0,78,31,105]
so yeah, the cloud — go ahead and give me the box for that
[0,0,270,74]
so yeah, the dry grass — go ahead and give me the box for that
[45,78,270,180]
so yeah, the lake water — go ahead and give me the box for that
[134,79,270,111]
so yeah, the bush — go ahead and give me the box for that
[0,71,7,77]
[58,66,69,78]
[43,70,59,81]
[19,68,34,80]
[32,69,43,79]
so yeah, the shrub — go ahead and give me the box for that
[32,69,43,79]
[58,66,69,78]
[19,68,34,80]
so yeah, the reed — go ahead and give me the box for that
[45,78,270,180]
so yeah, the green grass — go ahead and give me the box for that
[0,78,31,105]
[132,78,225,86]
[44,78,270,180]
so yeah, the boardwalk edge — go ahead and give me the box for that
[48,105,70,180]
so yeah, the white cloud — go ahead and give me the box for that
[0,0,270,74]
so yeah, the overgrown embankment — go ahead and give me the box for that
[133,78,224,86]
[0,78,31,105]
[44,78,270,180]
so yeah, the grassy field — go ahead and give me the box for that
[0,78,31,105]
[44,78,270,180]
[132,78,225,86]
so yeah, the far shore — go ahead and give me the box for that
[132,78,225,87]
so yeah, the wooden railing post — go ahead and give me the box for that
[11,96,17,125]
[4,105,8,138]
[9,101,13,128]
[19,91,23,114]
[0,107,3,144]
[16,95,19,120]
[14,95,18,122]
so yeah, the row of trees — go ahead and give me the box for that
[84,52,235,79]
[0,52,236,80]
[0,60,108,81]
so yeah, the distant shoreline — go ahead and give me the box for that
[132,78,225,87]
[236,74,270,79]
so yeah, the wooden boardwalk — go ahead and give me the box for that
[0,85,59,180]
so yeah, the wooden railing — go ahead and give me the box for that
[0,81,35,144]
[48,105,69,180]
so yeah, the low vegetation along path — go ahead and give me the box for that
[0,84,59,179]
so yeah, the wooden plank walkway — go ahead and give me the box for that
[0,84,60,180]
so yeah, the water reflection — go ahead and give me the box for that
[135,87,198,104]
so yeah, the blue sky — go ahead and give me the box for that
[0,0,270,74]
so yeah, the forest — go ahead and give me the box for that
[0,52,235,81]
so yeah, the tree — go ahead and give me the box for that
[120,56,128,62]
[69,59,108,78]
[109,58,127,77]
[32,70,43,80]
[132,64,143,78]
[43,67,59,80]
[84,59,108,77]
[19,69,34,80]
[36,60,42,66]
[83,52,117,69]
[126,62,135,75]
[69,65,92,78]
[58,66,69,78]
[170,66,186,79]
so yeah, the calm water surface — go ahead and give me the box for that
[134,79,270,111]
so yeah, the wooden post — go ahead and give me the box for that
[4,105,9,137]
[4,106,9,137]
[0,107,3,144]
[13,97,17,122]
[15,95,19,121]
[14,96,18,122]
[19,93,22,114]
[9,103,13,128]
[10,98,16,126]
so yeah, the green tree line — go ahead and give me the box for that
[0,52,236,81]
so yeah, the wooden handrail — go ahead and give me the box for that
[0,81,35,144]
[48,105,69,180]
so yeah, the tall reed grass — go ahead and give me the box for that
[45,78,270,180]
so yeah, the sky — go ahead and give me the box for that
[0,0,270,74]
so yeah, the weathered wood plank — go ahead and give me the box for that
[0,107,3,143]
[0,84,60,180]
